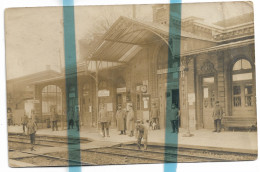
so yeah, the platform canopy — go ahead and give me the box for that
[88,16,186,63]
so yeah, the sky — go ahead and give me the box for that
[5,2,253,79]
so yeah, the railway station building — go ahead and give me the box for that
[7,4,256,131]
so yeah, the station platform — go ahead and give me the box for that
[8,125,258,152]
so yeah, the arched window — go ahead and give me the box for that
[232,59,253,109]
[42,85,62,115]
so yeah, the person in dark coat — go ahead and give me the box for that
[116,104,126,135]
[212,101,223,133]
[50,106,59,131]
[21,113,28,133]
[136,120,148,150]
[169,104,179,133]
[68,107,74,129]
[126,105,135,137]
[99,105,110,137]
[27,118,37,151]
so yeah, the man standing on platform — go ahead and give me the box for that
[27,118,37,151]
[169,104,179,133]
[212,101,223,133]
[127,104,135,137]
[68,107,74,129]
[136,120,148,150]
[99,105,110,137]
[50,106,59,131]
[116,104,126,135]
[21,113,28,133]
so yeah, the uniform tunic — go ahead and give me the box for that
[212,106,223,120]
[126,110,135,131]
[99,109,109,123]
[116,110,126,131]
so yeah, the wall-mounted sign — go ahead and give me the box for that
[116,87,126,93]
[98,90,110,97]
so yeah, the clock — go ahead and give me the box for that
[141,85,147,93]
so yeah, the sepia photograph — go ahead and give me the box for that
[4,1,257,168]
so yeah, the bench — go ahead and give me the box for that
[222,116,257,131]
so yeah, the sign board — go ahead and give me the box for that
[98,90,110,97]
[116,87,126,93]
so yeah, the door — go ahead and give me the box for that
[202,76,216,129]
[172,89,179,108]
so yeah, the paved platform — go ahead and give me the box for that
[8,125,258,152]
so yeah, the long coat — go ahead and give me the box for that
[126,110,135,131]
[116,110,126,131]
[168,108,179,121]
[212,105,223,120]
[27,120,37,135]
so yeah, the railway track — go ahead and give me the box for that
[8,134,257,166]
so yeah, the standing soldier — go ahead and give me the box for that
[212,101,223,133]
[68,107,74,129]
[126,104,135,137]
[136,120,148,150]
[150,103,159,130]
[74,106,80,131]
[21,113,28,134]
[99,105,110,137]
[50,106,59,131]
[116,104,126,135]
[27,118,37,151]
[169,104,179,133]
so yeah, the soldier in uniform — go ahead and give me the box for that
[50,106,59,131]
[136,120,148,150]
[116,104,126,135]
[169,104,179,133]
[27,118,37,151]
[68,107,74,129]
[126,104,135,137]
[212,101,223,133]
[99,105,110,137]
[21,113,28,133]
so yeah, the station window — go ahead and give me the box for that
[232,58,254,108]
[42,85,62,115]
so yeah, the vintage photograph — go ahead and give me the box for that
[5,1,257,167]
